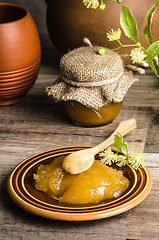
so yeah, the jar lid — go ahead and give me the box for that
[46,44,139,110]
[60,46,124,87]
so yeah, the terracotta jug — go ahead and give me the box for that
[0,3,41,106]
[0,3,41,72]
[45,0,159,54]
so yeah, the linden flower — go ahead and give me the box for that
[106,28,121,41]
[130,48,147,64]
[99,147,145,170]
[128,152,145,169]
[83,0,99,9]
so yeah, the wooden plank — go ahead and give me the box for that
[127,163,159,240]
[144,113,159,153]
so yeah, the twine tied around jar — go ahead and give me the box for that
[46,39,139,110]
[61,70,124,87]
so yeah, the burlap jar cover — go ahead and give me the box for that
[46,45,138,110]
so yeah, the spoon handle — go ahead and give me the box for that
[93,119,137,154]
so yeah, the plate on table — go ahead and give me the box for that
[7,146,152,221]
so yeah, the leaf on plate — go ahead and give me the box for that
[113,132,124,153]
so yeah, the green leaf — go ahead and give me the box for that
[145,40,159,77]
[120,6,139,43]
[113,133,124,153]
[143,1,159,45]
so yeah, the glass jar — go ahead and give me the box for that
[62,101,123,127]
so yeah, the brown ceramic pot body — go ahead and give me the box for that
[0,3,41,72]
[0,3,41,106]
[46,0,159,54]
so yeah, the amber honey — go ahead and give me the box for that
[34,156,129,205]
[62,101,123,127]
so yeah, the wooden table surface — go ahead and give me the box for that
[0,34,159,240]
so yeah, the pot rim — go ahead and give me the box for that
[0,3,29,25]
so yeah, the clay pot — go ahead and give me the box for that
[45,0,159,54]
[0,3,41,106]
[0,61,40,106]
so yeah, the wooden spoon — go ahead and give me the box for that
[62,119,137,174]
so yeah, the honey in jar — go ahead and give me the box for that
[63,100,123,127]
[46,45,138,127]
